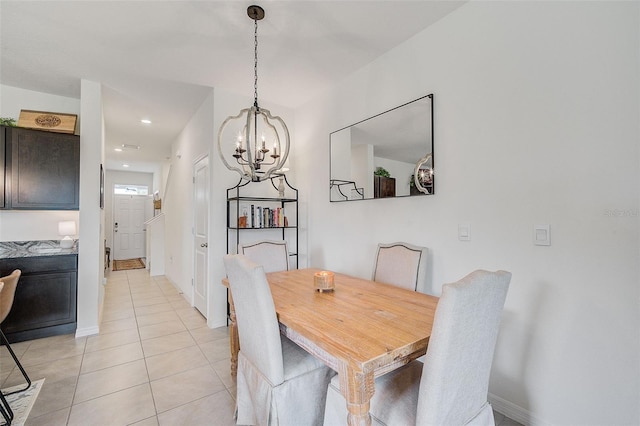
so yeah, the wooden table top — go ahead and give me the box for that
[262,268,439,374]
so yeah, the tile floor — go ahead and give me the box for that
[0,267,524,426]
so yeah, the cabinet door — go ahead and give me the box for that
[2,271,77,334]
[0,126,5,209]
[9,127,80,210]
[374,176,396,198]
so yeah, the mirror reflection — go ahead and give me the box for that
[330,94,434,202]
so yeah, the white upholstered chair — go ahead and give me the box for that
[240,240,289,273]
[223,255,334,425]
[372,242,428,291]
[324,269,511,426]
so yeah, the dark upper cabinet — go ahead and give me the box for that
[0,127,5,208]
[2,126,80,210]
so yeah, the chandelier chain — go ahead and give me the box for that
[253,16,259,108]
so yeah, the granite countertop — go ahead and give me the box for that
[0,240,78,259]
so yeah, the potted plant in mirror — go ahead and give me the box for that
[374,167,390,178]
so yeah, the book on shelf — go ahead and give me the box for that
[239,204,287,228]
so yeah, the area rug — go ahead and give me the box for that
[113,258,145,271]
[0,379,45,426]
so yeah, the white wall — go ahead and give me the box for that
[163,86,296,328]
[77,79,105,338]
[0,85,81,241]
[0,84,81,128]
[0,210,79,242]
[351,144,373,199]
[295,2,638,425]
[163,91,213,302]
[104,170,153,249]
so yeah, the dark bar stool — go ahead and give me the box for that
[0,270,32,400]
[0,281,12,425]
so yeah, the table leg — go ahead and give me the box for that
[228,291,239,376]
[338,365,375,426]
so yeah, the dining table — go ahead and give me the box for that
[222,267,439,426]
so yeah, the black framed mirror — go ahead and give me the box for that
[329,94,434,202]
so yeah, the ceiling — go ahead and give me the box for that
[0,1,465,173]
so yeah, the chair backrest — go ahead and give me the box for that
[372,242,428,291]
[0,270,21,324]
[240,240,289,273]
[223,255,284,385]
[416,270,511,425]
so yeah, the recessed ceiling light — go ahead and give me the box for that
[114,148,123,152]
[121,144,140,150]
[122,164,130,168]
[141,119,152,124]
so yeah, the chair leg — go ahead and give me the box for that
[0,389,13,425]
[0,329,30,396]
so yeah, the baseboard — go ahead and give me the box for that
[6,323,76,343]
[489,392,549,426]
[208,317,227,329]
[164,275,227,329]
[75,326,100,338]
[165,276,185,296]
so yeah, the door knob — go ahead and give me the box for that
[200,243,208,248]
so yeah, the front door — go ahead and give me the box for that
[114,195,146,260]
[193,156,209,316]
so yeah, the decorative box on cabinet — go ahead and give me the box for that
[0,254,78,342]
[2,126,80,210]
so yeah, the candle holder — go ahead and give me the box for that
[314,271,335,292]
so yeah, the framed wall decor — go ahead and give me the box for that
[18,109,78,134]
[100,164,105,209]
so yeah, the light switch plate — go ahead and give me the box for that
[458,223,470,241]
[534,224,550,246]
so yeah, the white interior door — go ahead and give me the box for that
[114,195,146,260]
[193,157,209,316]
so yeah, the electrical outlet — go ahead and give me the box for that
[534,224,550,246]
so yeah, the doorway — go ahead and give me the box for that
[193,156,209,317]
[113,195,151,260]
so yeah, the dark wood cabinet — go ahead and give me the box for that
[0,254,78,342]
[0,127,5,208]
[374,175,396,198]
[1,126,80,210]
